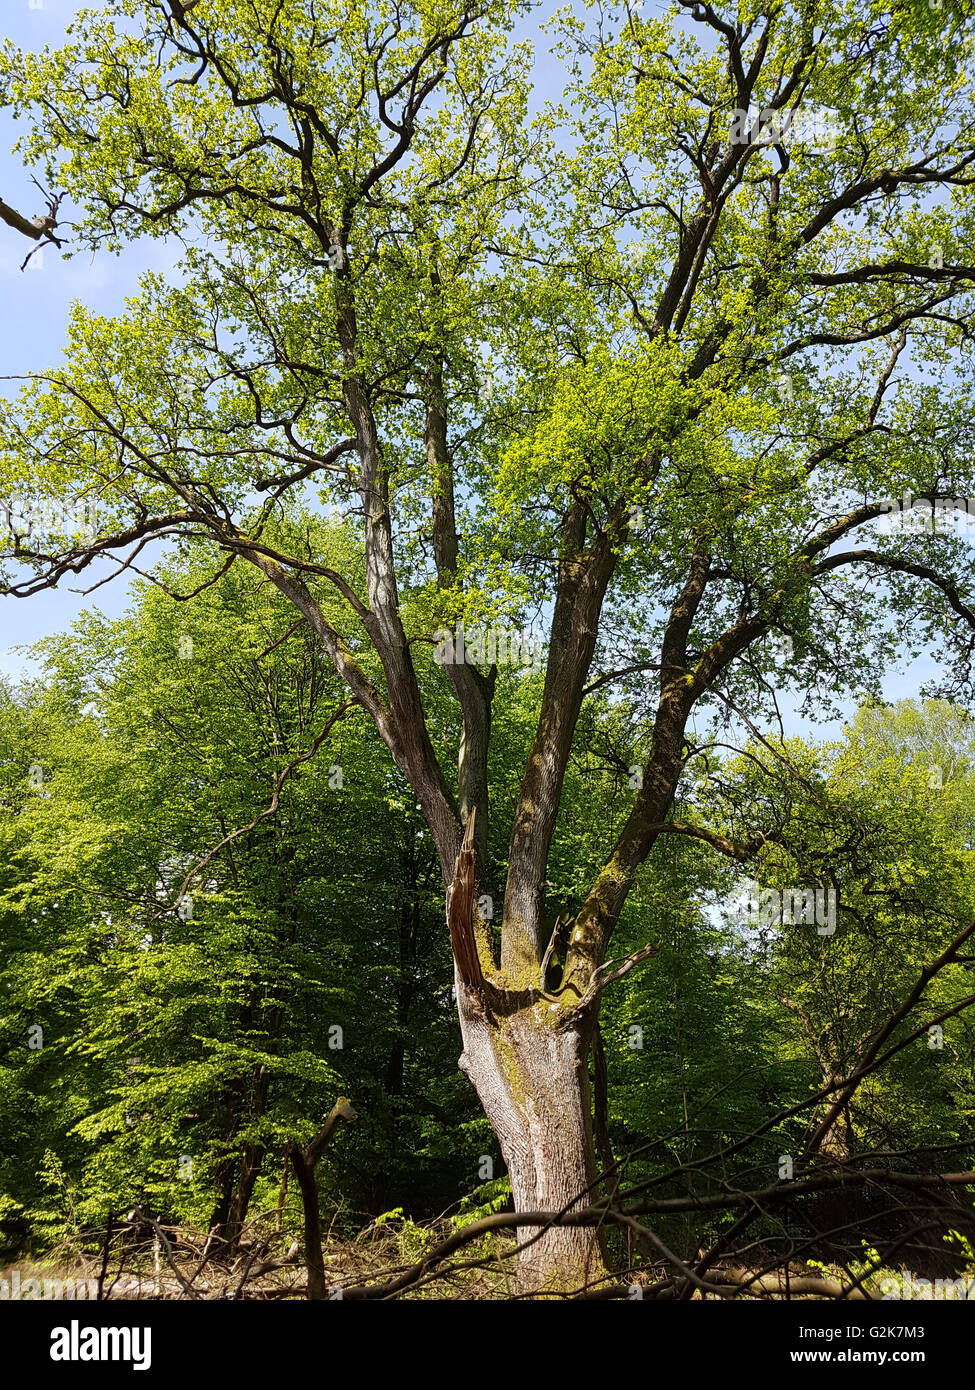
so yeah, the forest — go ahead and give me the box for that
[0,0,974,1318]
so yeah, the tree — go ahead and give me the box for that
[0,543,477,1257]
[2,0,975,1292]
[714,713,975,1159]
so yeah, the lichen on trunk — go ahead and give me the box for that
[456,980,610,1296]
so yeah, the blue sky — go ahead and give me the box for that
[0,0,944,732]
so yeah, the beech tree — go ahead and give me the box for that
[0,550,469,1253]
[2,0,975,1292]
[708,714,975,1159]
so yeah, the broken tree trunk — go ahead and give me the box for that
[286,1097,358,1301]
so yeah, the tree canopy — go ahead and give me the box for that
[1,0,975,1307]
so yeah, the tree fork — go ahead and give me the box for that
[286,1098,358,1301]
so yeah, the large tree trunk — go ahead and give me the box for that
[457,986,609,1296]
[814,1068,853,1163]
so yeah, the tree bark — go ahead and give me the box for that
[223,1140,265,1250]
[456,987,608,1295]
[447,810,610,1294]
[287,1098,358,1301]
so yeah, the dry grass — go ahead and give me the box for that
[0,1212,519,1300]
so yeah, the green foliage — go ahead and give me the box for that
[0,536,481,1252]
[1,0,974,1283]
